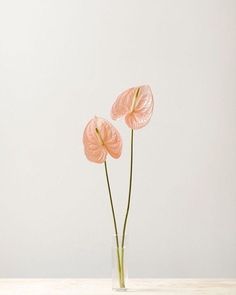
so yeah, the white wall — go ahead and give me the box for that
[0,0,236,277]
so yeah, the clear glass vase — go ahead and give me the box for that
[112,234,128,291]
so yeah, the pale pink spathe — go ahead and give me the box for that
[111,85,154,129]
[83,116,122,164]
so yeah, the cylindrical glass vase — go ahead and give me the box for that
[112,234,128,291]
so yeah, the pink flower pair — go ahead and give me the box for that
[83,84,154,289]
[83,85,154,163]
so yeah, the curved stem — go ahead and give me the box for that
[104,161,124,288]
[120,129,134,286]
[121,129,134,248]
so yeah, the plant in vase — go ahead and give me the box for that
[83,85,154,290]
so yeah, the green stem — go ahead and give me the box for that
[104,161,124,288]
[121,129,134,285]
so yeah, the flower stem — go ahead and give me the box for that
[104,161,124,288]
[120,129,134,285]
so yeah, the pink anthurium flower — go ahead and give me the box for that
[111,85,154,129]
[83,116,122,164]
[110,85,154,289]
[83,116,124,286]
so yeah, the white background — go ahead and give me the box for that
[0,0,236,277]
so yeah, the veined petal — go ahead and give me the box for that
[83,118,107,163]
[83,117,122,163]
[111,85,154,129]
[111,87,136,120]
[125,85,154,129]
[97,117,122,159]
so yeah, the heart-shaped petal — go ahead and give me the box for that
[83,117,122,163]
[111,85,154,129]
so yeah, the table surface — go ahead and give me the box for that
[0,279,236,295]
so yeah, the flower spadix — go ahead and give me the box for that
[83,116,122,163]
[111,85,154,129]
